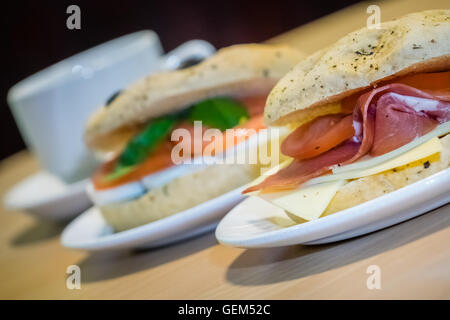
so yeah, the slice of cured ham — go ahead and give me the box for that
[246,141,359,193]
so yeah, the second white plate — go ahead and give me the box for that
[216,169,450,248]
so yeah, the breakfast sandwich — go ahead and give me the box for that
[243,10,450,223]
[84,44,304,231]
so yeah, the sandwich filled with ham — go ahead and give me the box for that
[243,10,450,222]
[84,44,304,231]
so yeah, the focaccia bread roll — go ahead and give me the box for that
[265,9,450,126]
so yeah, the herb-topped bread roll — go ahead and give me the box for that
[264,10,450,127]
[84,43,304,231]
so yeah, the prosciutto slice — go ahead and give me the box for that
[248,141,359,193]
[352,83,449,158]
[244,72,450,194]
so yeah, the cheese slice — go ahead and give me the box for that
[243,159,292,195]
[252,135,443,222]
[306,136,442,186]
[332,121,450,174]
[247,134,442,194]
[259,180,345,221]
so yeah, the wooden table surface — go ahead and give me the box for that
[1,0,449,299]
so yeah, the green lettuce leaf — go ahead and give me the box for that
[189,97,249,131]
[116,116,176,170]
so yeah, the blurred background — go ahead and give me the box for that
[1,0,362,161]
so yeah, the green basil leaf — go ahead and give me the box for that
[116,116,176,170]
[189,97,249,131]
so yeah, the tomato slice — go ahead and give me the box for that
[92,141,175,190]
[395,70,450,92]
[92,97,267,190]
[281,114,355,160]
[203,114,266,155]
[395,70,450,101]
[171,121,210,156]
[171,114,265,156]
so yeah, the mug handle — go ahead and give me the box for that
[159,40,216,71]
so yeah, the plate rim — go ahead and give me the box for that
[216,168,450,247]
[61,185,246,250]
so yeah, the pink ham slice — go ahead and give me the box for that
[251,141,360,193]
[243,81,450,194]
[353,83,450,157]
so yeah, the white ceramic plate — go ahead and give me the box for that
[216,169,450,248]
[61,186,247,251]
[3,171,92,220]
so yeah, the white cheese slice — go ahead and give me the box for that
[243,159,292,195]
[257,133,440,221]
[306,136,442,186]
[259,180,345,221]
[246,134,441,195]
[332,121,450,174]
[141,163,206,190]
[257,133,439,221]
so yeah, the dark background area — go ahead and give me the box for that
[1,0,361,160]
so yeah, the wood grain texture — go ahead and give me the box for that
[1,0,449,299]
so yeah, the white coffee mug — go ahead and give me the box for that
[7,30,215,183]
